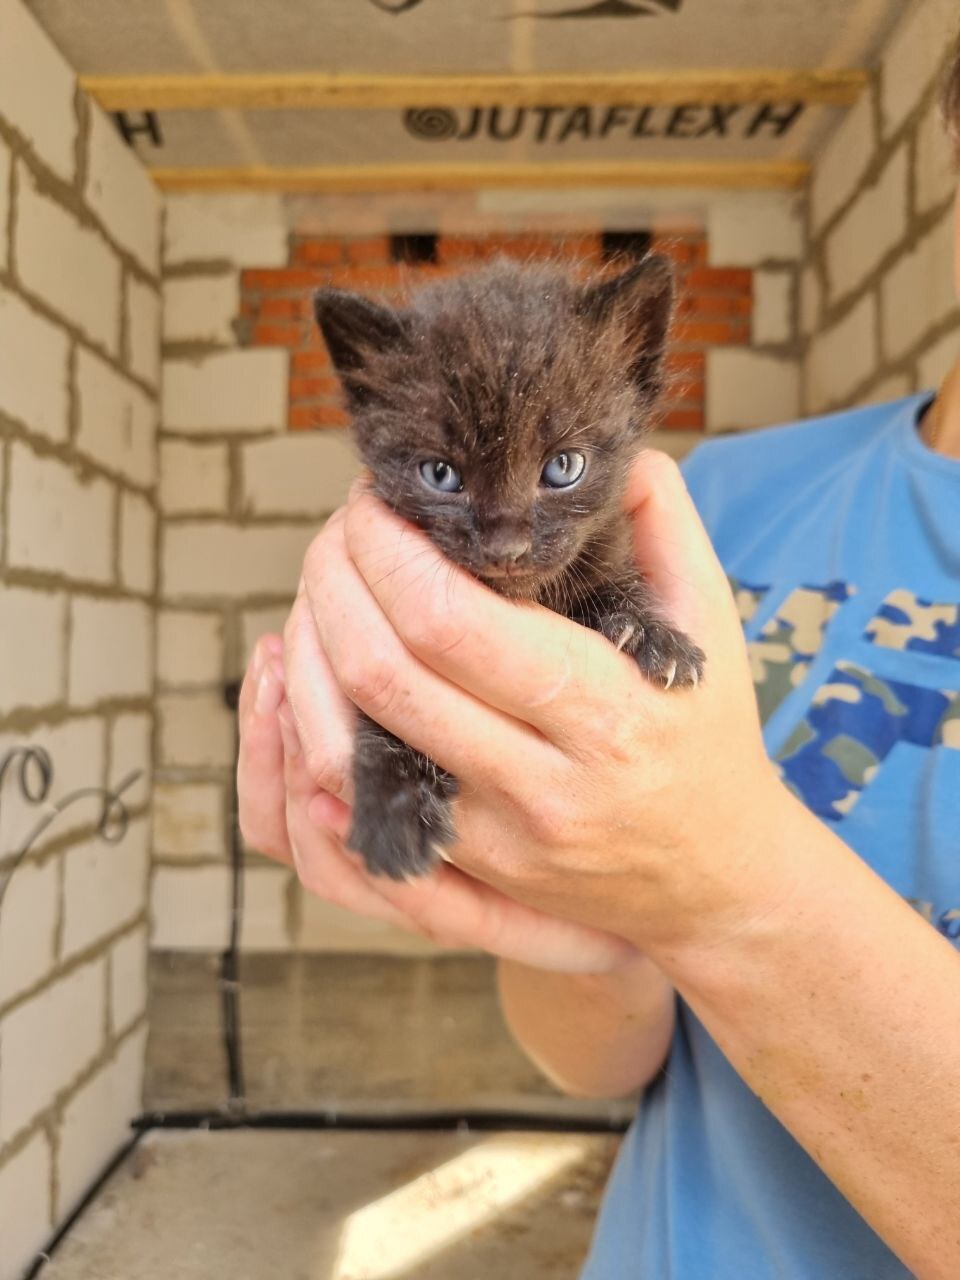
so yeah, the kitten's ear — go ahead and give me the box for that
[313,288,411,404]
[578,255,674,400]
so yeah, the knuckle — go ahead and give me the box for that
[339,653,402,719]
[527,789,579,847]
[403,592,468,659]
[302,742,349,799]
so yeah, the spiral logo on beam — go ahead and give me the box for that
[403,107,460,140]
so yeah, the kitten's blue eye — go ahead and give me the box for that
[419,459,463,493]
[541,451,586,489]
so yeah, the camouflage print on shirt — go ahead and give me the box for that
[865,589,960,659]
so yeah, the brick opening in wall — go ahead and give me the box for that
[239,231,755,434]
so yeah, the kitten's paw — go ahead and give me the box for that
[348,780,456,881]
[600,612,705,690]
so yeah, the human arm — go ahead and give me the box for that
[278,451,960,1277]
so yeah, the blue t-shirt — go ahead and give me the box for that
[582,394,960,1280]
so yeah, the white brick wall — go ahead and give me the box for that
[0,586,65,711]
[0,718,105,850]
[159,440,230,514]
[126,276,161,388]
[241,433,360,516]
[163,274,240,345]
[110,713,153,808]
[809,91,874,234]
[57,1029,145,1219]
[241,867,292,950]
[707,193,803,266]
[156,610,224,686]
[0,285,70,440]
[0,857,58,1005]
[151,866,230,949]
[825,147,909,302]
[110,927,148,1032]
[918,329,959,390]
[880,206,957,361]
[805,294,878,413]
[0,136,10,272]
[163,193,288,268]
[61,821,149,961]
[880,0,959,139]
[707,348,801,431]
[16,168,121,352]
[157,692,234,768]
[163,348,289,434]
[153,782,225,859]
[0,0,76,180]
[68,598,153,705]
[916,93,958,214]
[751,271,793,346]
[7,443,114,583]
[163,522,311,599]
[76,347,157,487]
[85,108,161,273]
[0,1133,52,1279]
[0,960,106,1143]
[119,491,157,594]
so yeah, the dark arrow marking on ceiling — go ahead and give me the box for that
[527,0,682,16]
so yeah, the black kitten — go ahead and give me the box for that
[314,255,704,880]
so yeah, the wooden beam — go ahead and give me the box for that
[149,160,810,193]
[83,69,867,112]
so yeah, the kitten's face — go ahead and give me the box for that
[314,257,673,598]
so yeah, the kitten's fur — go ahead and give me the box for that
[314,255,704,880]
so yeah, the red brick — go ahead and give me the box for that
[327,265,405,290]
[292,351,334,374]
[664,350,705,373]
[314,405,352,428]
[242,267,329,291]
[677,294,753,318]
[290,374,341,399]
[685,267,753,293]
[251,322,304,347]
[345,236,390,266]
[661,408,705,430]
[672,320,750,346]
[291,239,343,267]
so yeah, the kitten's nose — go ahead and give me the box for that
[487,533,532,566]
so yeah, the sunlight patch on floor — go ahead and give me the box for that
[331,1133,593,1280]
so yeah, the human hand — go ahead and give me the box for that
[282,450,797,960]
[237,633,640,974]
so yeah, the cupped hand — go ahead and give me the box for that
[276,449,796,959]
[237,633,640,975]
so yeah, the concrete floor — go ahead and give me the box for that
[46,1129,619,1280]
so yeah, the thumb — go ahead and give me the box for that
[623,448,731,645]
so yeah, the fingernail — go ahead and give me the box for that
[255,664,282,717]
[251,641,266,681]
[265,634,283,658]
[278,702,302,758]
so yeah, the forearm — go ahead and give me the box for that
[497,952,675,1099]
[655,789,960,1280]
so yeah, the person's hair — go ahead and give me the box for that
[943,26,960,159]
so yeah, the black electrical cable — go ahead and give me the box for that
[221,679,246,1110]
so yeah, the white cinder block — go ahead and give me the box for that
[119,491,157,595]
[881,0,959,139]
[706,349,800,432]
[110,711,153,809]
[157,692,234,768]
[7,442,113,582]
[163,193,288,268]
[241,606,290,669]
[0,586,65,712]
[163,522,311,599]
[918,329,960,391]
[297,890,442,956]
[0,137,9,272]
[0,1132,52,1280]
[0,960,105,1143]
[861,373,914,406]
[16,169,120,352]
[826,147,908,303]
[0,284,70,440]
[126,275,161,388]
[0,718,105,852]
[799,265,822,340]
[76,347,157,487]
[916,92,958,215]
[0,856,58,1005]
[153,781,225,859]
[751,270,793,346]
[241,867,292,950]
[805,293,878,413]
[110,926,148,1031]
[162,274,240,345]
[163,349,289,434]
[707,193,803,266]
[85,107,161,273]
[0,0,75,180]
[61,819,149,960]
[57,1029,145,1219]
[151,866,231,949]
[810,91,874,233]
[156,610,223,686]
[241,432,359,516]
[159,440,230,515]
[68,598,153,705]
[880,208,957,361]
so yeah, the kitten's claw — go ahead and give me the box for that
[615,623,636,651]
[662,660,677,690]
